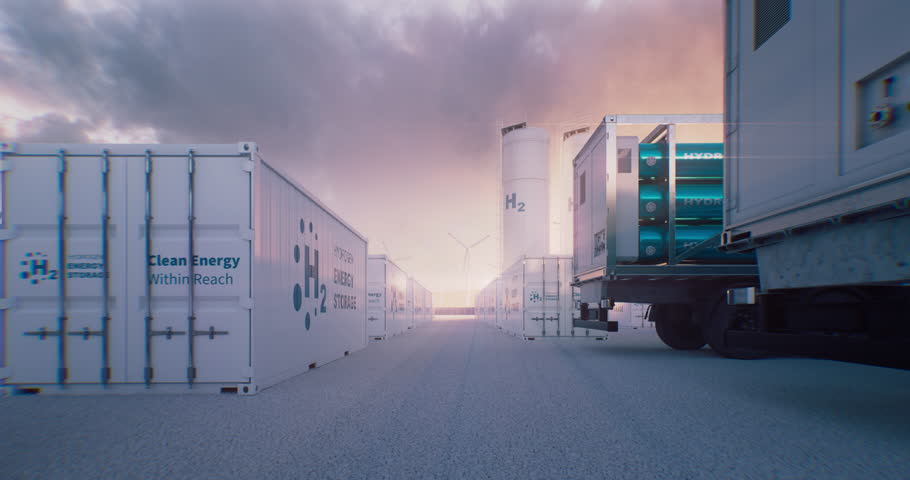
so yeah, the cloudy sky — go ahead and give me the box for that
[0,0,724,306]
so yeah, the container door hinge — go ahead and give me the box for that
[0,226,18,240]
[0,159,11,171]
[0,298,14,310]
[240,297,253,309]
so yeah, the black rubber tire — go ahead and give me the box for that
[703,294,765,359]
[653,304,706,350]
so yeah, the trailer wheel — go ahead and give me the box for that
[652,304,706,350]
[704,295,765,359]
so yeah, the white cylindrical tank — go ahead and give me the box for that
[502,126,549,269]
[559,127,592,255]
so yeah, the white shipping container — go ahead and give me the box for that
[405,277,419,330]
[410,279,431,325]
[366,255,409,339]
[0,142,368,394]
[499,256,604,339]
[474,280,496,326]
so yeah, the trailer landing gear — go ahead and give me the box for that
[652,304,706,350]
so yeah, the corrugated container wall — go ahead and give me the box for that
[475,279,501,327]
[366,255,409,339]
[405,278,415,330]
[502,127,550,270]
[411,280,431,325]
[0,142,367,394]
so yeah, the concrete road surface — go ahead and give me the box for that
[2,318,909,479]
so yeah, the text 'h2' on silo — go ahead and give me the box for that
[501,122,549,269]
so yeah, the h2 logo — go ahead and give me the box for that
[292,218,327,330]
[505,193,526,212]
[19,252,58,285]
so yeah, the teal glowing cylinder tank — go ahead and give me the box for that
[639,143,724,179]
[638,225,755,263]
[639,183,723,219]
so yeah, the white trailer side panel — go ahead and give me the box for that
[724,0,910,239]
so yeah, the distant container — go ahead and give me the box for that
[405,278,415,330]
[367,255,409,339]
[502,125,550,270]
[409,279,421,327]
[0,142,367,394]
[499,256,604,339]
[413,280,432,325]
[407,278,431,328]
[476,278,502,327]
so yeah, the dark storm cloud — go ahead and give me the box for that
[1,0,718,156]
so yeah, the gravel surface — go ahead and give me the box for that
[2,318,909,479]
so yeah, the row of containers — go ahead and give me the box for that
[474,256,651,339]
[0,142,431,395]
[367,255,433,340]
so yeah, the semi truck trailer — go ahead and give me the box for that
[573,0,910,366]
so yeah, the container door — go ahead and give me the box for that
[540,258,562,336]
[556,258,576,336]
[522,259,545,337]
[125,150,251,385]
[5,149,128,385]
[366,283,385,337]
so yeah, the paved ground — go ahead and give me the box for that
[2,318,909,479]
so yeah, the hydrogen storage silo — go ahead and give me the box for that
[367,255,409,339]
[559,127,593,255]
[501,124,550,269]
[0,142,367,395]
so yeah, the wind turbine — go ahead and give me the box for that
[448,232,489,305]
